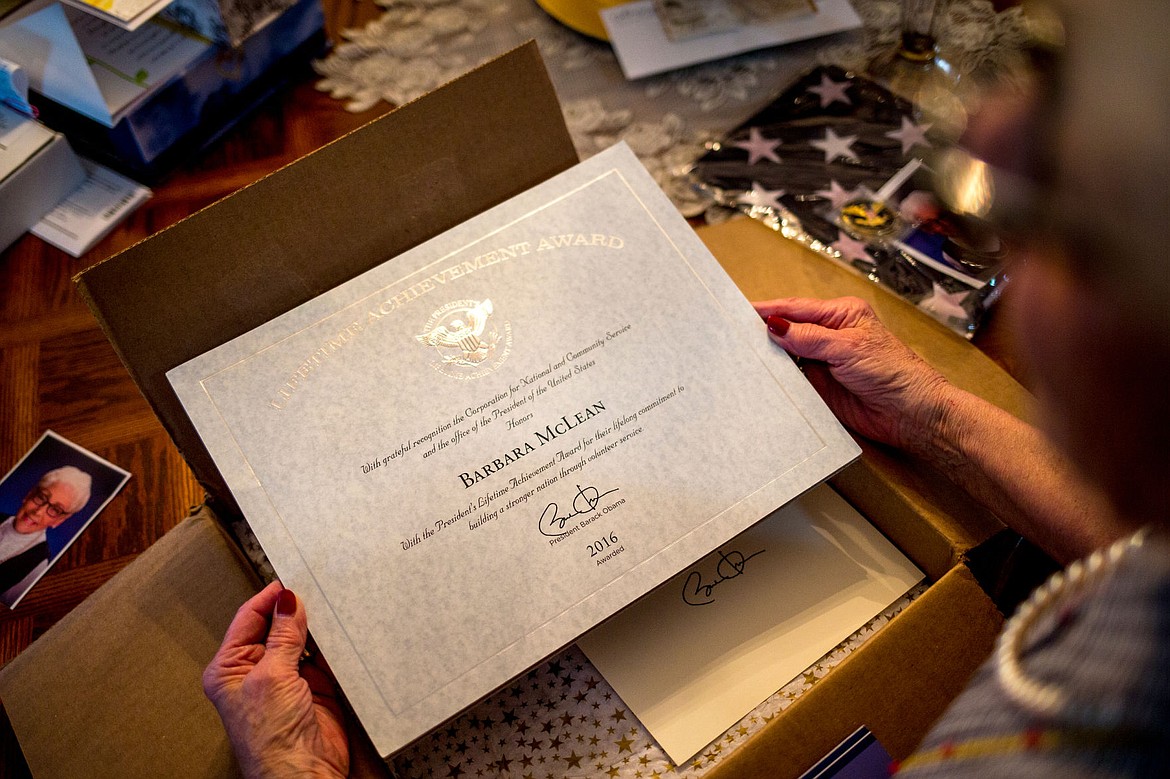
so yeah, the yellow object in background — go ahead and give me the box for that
[532,0,632,40]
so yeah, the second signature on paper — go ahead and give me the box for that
[682,547,766,606]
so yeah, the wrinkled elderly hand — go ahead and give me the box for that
[203,582,349,779]
[754,297,957,454]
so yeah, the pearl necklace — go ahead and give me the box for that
[995,527,1150,727]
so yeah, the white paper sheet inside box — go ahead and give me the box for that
[578,482,924,765]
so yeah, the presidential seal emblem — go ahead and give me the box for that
[416,298,511,379]
[840,197,900,240]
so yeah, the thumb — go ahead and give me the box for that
[263,587,308,672]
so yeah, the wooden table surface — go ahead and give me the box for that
[0,4,1026,772]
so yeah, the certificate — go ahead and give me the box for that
[168,143,859,757]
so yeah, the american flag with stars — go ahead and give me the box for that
[689,65,1008,336]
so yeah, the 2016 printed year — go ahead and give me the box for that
[588,532,619,557]
[588,532,625,565]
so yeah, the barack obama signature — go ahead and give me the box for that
[682,548,766,606]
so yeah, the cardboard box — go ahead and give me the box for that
[0,504,394,779]
[2,43,1025,776]
[0,507,259,779]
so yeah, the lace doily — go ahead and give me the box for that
[315,0,1032,215]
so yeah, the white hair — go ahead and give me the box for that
[39,466,93,513]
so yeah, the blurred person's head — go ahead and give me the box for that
[974,0,1170,524]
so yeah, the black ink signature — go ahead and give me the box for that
[538,483,619,537]
[682,548,766,606]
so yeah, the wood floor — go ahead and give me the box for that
[0,1,389,772]
[0,4,1028,772]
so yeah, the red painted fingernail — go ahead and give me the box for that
[765,315,790,337]
[276,588,297,617]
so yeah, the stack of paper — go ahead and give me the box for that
[0,102,54,181]
[0,94,86,252]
